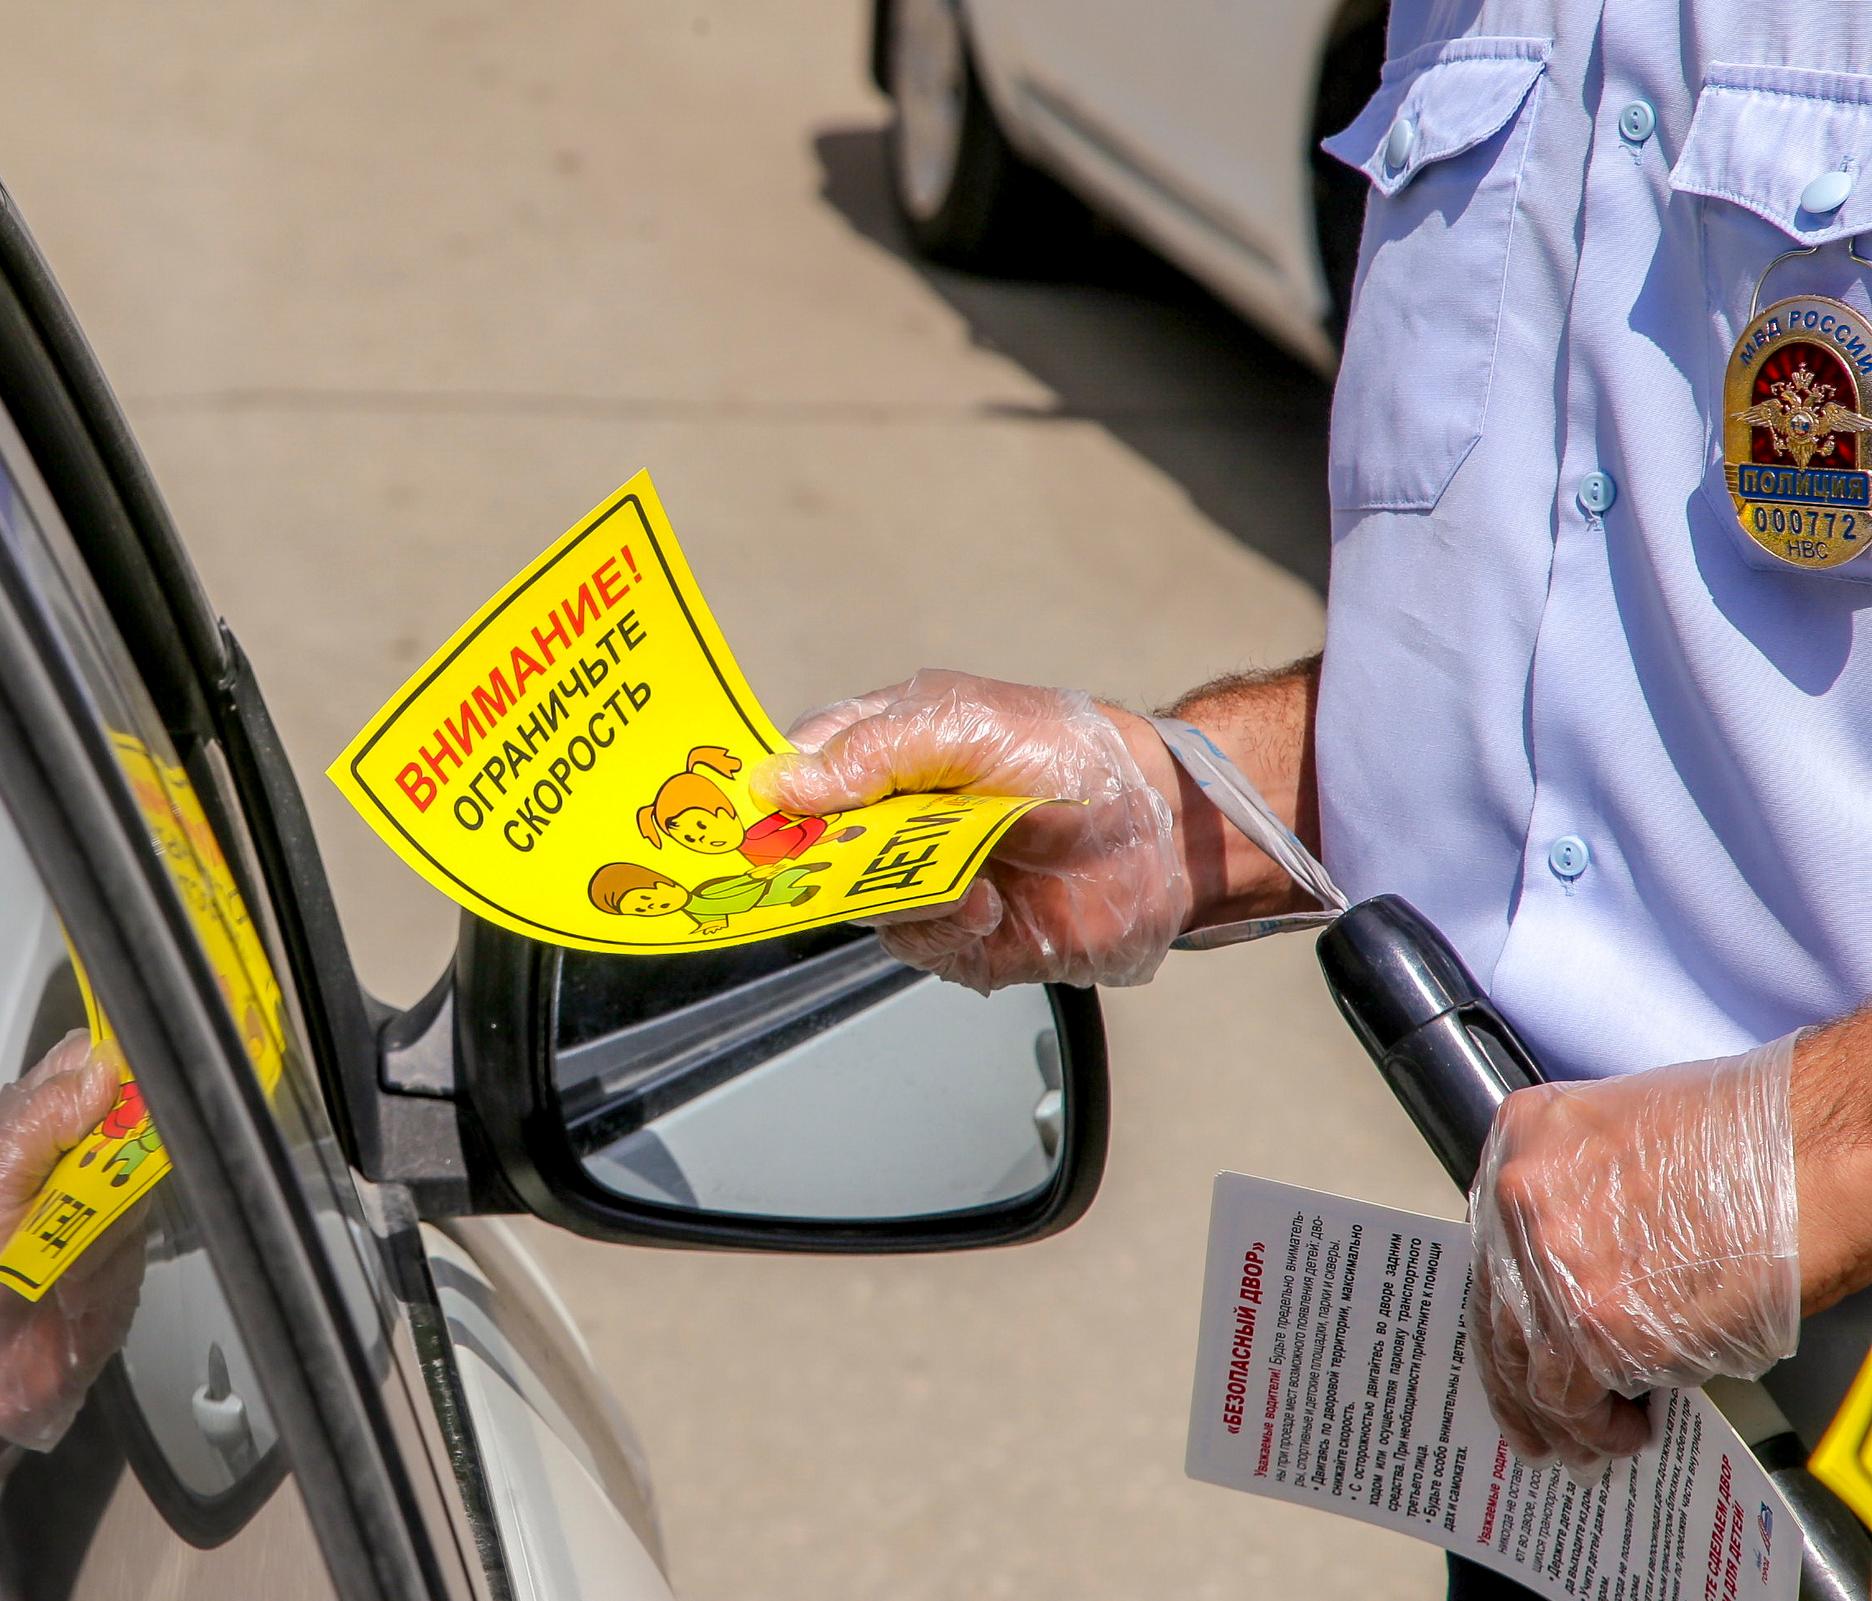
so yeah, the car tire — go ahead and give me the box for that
[882,0,1077,269]
[1310,6,1387,341]
[1313,155,1367,343]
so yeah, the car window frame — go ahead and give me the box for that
[0,262,456,1601]
[0,187,386,1185]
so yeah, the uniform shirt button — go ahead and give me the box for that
[1579,470,1617,513]
[1548,835,1590,880]
[1384,116,1417,174]
[1800,170,1854,216]
[1618,100,1656,143]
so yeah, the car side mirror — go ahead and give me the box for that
[410,916,1108,1251]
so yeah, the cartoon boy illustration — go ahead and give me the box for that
[636,746,862,878]
[216,972,277,1076]
[589,859,830,937]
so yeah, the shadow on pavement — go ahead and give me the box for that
[811,122,1334,596]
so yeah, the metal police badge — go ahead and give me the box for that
[1726,295,1872,570]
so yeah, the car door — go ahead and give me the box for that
[0,192,488,1601]
[970,0,1346,319]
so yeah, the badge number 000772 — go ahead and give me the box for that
[1725,294,1872,571]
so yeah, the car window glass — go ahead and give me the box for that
[0,451,352,1250]
[0,402,396,1348]
[0,439,347,1595]
[0,773,334,1592]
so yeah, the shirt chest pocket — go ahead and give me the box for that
[1671,64,1872,581]
[1322,37,1550,514]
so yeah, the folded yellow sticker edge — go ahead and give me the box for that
[326,469,1046,954]
[1811,1343,1872,1528]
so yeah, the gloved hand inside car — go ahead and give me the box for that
[751,669,1189,993]
[1466,1036,1799,1473]
[0,1030,148,1453]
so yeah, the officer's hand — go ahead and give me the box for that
[1466,1039,1798,1473]
[751,669,1188,992]
[0,1030,148,1452]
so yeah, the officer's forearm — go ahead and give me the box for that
[1105,655,1323,927]
[1788,1013,1872,1316]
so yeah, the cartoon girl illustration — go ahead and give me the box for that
[589,859,829,937]
[636,746,863,878]
[77,1078,164,1188]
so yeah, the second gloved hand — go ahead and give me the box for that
[752,670,1189,992]
[1466,1037,1799,1472]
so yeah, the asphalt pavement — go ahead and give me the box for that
[5,5,1456,1596]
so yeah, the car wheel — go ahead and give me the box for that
[883,0,1073,268]
[1313,156,1367,344]
[1310,4,1386,341]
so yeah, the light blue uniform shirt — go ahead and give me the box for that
[1317,0,1872,1084]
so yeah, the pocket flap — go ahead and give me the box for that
[1321,37,1550,199]
[1671,64,1872,245]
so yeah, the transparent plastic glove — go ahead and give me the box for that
[752,670,1189,993]
[1466,1036,1798,1473]
[0,1030,146,1452]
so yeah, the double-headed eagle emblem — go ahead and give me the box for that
[1732,364,1872,469]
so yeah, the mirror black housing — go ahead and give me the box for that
[440,913,1110,1252]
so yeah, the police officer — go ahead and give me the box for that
[756,3,1872,1596]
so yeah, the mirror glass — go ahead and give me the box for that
[552,929,1067,1221]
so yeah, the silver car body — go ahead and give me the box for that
[425,1220,674,1601]
[956,1,1353,372]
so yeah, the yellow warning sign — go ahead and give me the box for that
[327,471,1046,952]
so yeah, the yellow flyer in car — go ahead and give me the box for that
[328,471,1044,954]
[107,734,288,1097]
[0,737,287,1302]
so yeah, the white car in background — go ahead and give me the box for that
[871,0,1386,371]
